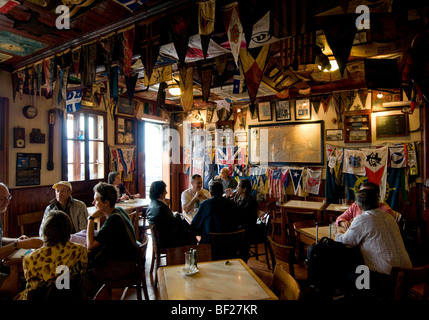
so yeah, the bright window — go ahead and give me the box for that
[65,110,106,182]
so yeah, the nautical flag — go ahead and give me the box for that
[43,58,54,98]
[81,43,97,87]
[304,168,322,195]
[169,9,191,66]
[239,44,271,105]
[248,11,281,49]
[119,27,135,78]
[407,142,418,175]
[66,89,82,113]
[343,149,366,175]
[71,47,81,78]
[320,95,331,113]
[114,0,149,12]
[198,0,216,59]
[99,36,115,101]
[221,2,243,67]
[389,144,407,168]
[233,60,246,94]
[52,67,69,111]
[144,65,172,86]
[362,146,388,200]
[204,163,218,190]
[125,73,138,107]
[179,65,194,113]
[385,167,405,211]
[0,0,19,13]
[344,174,368,201]
[289,167,304,195]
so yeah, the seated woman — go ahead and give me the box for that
[108,171,140,202]
[15,210,88,300]
[86,182,139,291]
[147,180,195,248]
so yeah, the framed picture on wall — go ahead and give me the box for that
[326,129,343,141]
[257,102,272,121]
[115,116,136,145]
[274,100,291,121]
[295,99,311,120]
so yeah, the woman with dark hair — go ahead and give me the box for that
[147,180,195,248]
[15,210,87,300]
[108,171,140,202]
[86,182,138,288]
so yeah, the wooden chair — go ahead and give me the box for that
[266,201,283,243]
[248,212,271,270]
[286,210,316,247]
[271,265,301,300]
[127,211,140,241]
[267,236,308,281]
[102,235,149,300]
[209,229,246,261]
[165,244,212,266]
[292,219,317,262]
[148,223,166,286]
[390,264,429,300]
[17,211,44,236]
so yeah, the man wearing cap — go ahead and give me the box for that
[39,181,88,236]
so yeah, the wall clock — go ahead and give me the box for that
[23,105,38,119]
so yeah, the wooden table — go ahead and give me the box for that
[295,226,334,246]
[279,200,328,244]
[157,259,278,300]
[1,249,32,298]
[324,203,350,222]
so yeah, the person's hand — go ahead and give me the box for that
[18,235,29,240]
[18,238,44,249]
[120,194,130,201]
[134,193,140,199]
[338,220,351,232]
[90,209,103,220]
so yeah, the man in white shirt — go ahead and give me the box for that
[181,174,210,223]
[336,188,411,298]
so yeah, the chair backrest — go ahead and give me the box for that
[272,265,301,300]
[286,211,316,244]
[128,211,140,240]
[17,211,44,236]
[209,229,246,261]
[390,264,429,300]
[137,234,149,277]
[148,223,160,254]
[268,236,297,278]
[166,244,212,266]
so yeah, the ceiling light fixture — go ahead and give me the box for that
[168,86,181,96]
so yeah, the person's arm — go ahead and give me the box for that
[39,205,52,236]
[0,238,44,260]
[77,202,89,232]
[87,210,103,250]
[181,191,196,214]
[335,203,358,226]
[335,215,364,247]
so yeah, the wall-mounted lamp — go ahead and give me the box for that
[168,86,181,96]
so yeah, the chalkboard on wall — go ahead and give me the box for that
[376,114,409,138]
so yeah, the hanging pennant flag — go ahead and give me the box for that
[66,89,82,113]
[233,60,247,94]
[33,63,43,100]
[198,60,213,102]
[304,168,322,195]
[407,142,418,175]
[179,65,194,112]
[125,73,138,106]
[248,11,281,49]
[119,27,135,78]
[81,43,97,87]
[99,35,116,101]
[17,69,26,100]
[136,19,163,84]
[389,144,407,168]
[71,47,81,78]
[289,167,304,195]
[52,66,69,111]
[198,0,216,59]
[271,0,309,38]
[324,17,357,77]
[362,146,388,197]
[239,44,271,105]
[358,89,368,109]
[114,0,149,12]
[311,98,321,114]
[221,1,244,67]
[43,58,55,98]
[144,65,172,86]
[169,9,191,66]
[343,148,366,175]
[320,95,331,113]
[0,0,19,13]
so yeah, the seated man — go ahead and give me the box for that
[191,181,240,244]
[233,179,258,238]
[39,181,88,236]
[0,183,43,293]
[336,181,401,232]
[210,167,238,194]
[335,188,411,299]
[181,174,210,222]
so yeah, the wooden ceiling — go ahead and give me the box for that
[0,0,427,111]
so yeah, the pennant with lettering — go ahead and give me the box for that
[179,65,194,112]
[221,1,244,67]
[239,44,271,105]
[119,27,135,78]
[362,146,388,199]
[198,0,216,59]
[304,168,322,195]
[343,149,366,176]
[289,167,304,195]
[169,10,191,66]
[66,89,82,113]
[389,144,407,168]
